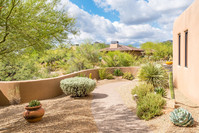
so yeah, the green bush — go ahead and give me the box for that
[113,69,123,76]
[137,63,168,88]
[154,87,167,97]
[131,83,154,100]
[102,51,137,67]
[99,68,114,80]
[122,72,134,80]
[60,77,96,97]
[28,100,41,107]
[136,93,166,120]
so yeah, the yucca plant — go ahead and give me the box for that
[170,108,194,127]
[154,87,167,97]
[137,63,168,88]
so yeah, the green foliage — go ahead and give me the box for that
[0,0,77,56]
[0,54,40,81]
[141,41,173,61]
[136,93,166,120]
[131,83,154,100]
[169,72,175,99]
[154,87,167,97]
[102,51,137,67]
[137,63,168,88]
[99,68,114,80]
[170,108,194,127]
[122,72,134,80]
[39,47,69,71]
[67,43,101,73]
[106,73,114,79]
[113,69,123,76]
[28,100,41,107]
[60,77,96,97]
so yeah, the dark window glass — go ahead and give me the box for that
[185,31,188,67]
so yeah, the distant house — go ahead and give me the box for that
[100,41,144,56]
[173,0,199,104]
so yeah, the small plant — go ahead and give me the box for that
[154,87,167,97]
[131,83,154,100]
[113,69,123,76]
[28,100,41,107]
[122,72,134,80]
[169,72,175,99]
[136,93,166,120]
[170,108,194,127]
[60,77,96,97]
[106,73,114,79]
[89,73,92,79]
[137,63,168,88]
[99,68,114,80]
[99,68,107,80]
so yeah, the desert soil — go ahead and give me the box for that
[0,77,199,133]
[115,78,199,133]
[0,95,98,133]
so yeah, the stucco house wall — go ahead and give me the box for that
[173,0,199,104]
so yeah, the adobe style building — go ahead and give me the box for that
[100,41,144,56]
[173,0,199,104]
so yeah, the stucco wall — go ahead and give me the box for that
[0,67,139,106]
[173,0,199,104]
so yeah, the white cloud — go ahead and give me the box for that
[61,0,194,45]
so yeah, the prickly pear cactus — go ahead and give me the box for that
[170,108,194,127]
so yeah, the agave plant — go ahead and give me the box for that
[170,108,194,127]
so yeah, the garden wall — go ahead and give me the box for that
[0,67,139,106]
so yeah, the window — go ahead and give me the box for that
[178,34,181,66]
[185,30,188,67]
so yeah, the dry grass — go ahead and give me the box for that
[0,95,98,133]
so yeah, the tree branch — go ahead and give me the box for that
[0,0,19,44]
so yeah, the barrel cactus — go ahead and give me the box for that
[170,108,194,127]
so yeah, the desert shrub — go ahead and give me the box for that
[113,69,123,76]
[106,73,114,79]
[154,87,167,97]
[131,83,154,100]
[137,63,168,88]
[99,68,114,80]
[141,41,173,61]
[136,93,166,120]
[122,72,134,80]
[102,51,137,67]
[60,77,96,97]
[28,100,41,107]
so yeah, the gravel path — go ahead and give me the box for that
[91,81,149,133]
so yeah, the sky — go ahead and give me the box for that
[61,0,194,47]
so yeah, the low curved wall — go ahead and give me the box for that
[0,67,139,106]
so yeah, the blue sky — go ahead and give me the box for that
[62,0,194,47]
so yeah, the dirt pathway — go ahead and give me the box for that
[92,81,149,133]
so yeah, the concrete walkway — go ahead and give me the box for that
[91,81,149,133]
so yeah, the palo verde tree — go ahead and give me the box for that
[0,0,77,57]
